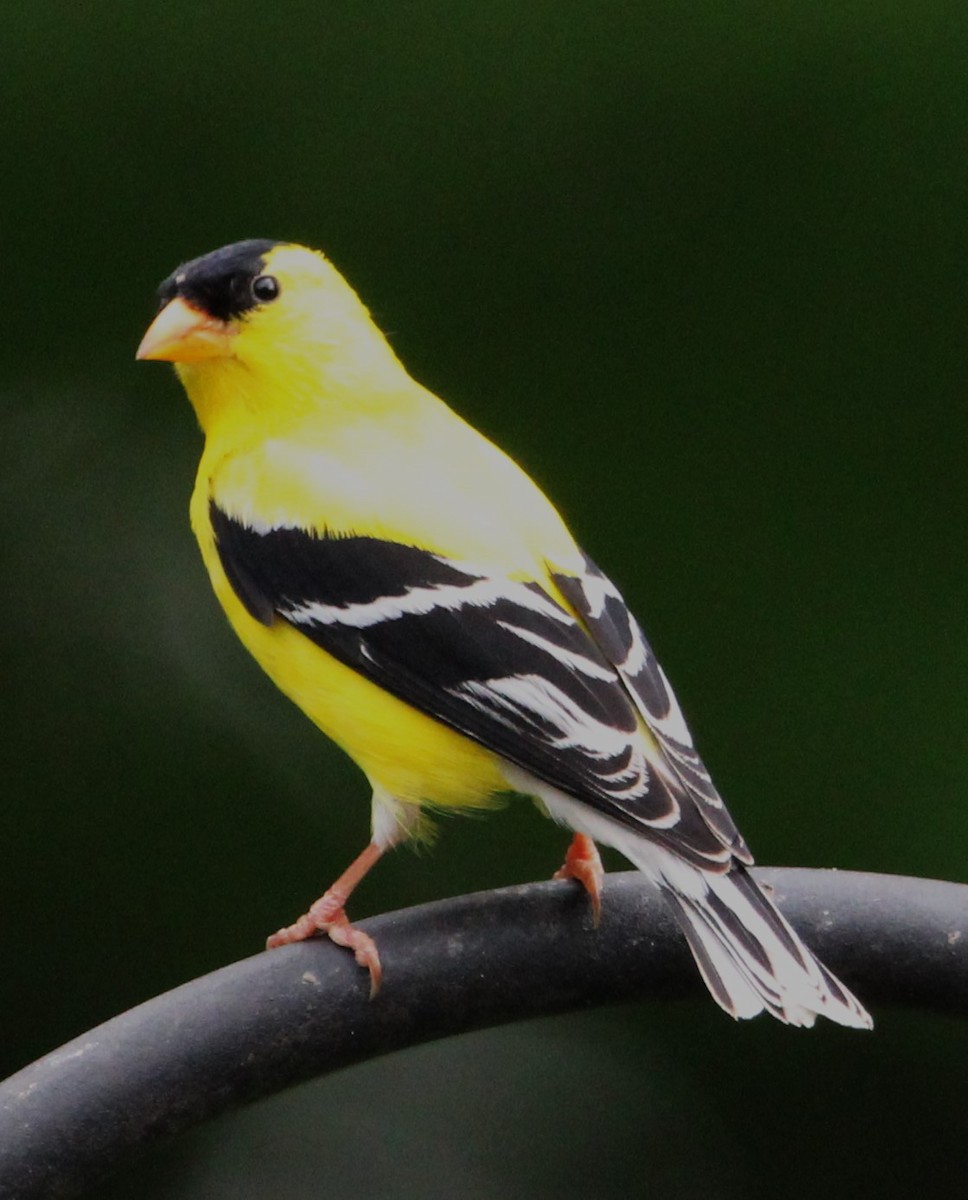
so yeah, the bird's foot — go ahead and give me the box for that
[265,841,385,997]
[267,893,383,998]
[553,832,604,926]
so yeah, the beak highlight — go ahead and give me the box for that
[136,297,235,362]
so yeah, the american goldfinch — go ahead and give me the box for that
[137,239,871,1028]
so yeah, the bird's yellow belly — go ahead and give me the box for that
[217,575,509,810]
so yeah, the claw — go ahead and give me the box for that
[324,912,383,998]
[553,832,605,926]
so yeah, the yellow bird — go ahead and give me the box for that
[137,239,871,1028]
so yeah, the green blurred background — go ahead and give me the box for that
[2,2,966,1196]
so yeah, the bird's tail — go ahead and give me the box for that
[627,846,872,1028]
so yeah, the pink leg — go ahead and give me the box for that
[266,841,386,998]
[553,832,605,926]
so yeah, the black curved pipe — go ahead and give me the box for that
[0,868,965,1199]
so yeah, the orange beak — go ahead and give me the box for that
[136,296,235,362]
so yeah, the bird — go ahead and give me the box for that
[136,238,872,1028]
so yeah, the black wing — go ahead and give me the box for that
[211,504,741,867]
[554,554,751,862]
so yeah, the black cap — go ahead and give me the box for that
[157,239,281,321]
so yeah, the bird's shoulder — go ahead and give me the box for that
[198,404,584,577]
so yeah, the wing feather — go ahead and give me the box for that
[554,554,752,863]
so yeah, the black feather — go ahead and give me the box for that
[158,239,281,321]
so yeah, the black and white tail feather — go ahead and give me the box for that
[211,507,872,1029]
[519,780,870,1028]
[661,858,866,1025]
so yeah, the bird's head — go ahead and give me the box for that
[137,240,403,432]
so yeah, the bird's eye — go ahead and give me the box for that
[251,274,280,303]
